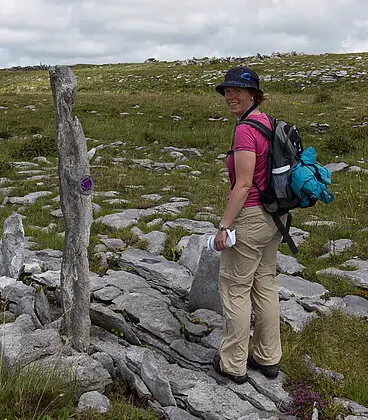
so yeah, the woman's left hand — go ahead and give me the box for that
[214,229,228,251]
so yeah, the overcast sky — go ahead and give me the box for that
[0,0,367,69]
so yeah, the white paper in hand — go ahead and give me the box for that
[225,229,236,247]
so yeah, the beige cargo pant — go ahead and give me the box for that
[219,205,283,377]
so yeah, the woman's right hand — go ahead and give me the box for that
[214,229,228,251]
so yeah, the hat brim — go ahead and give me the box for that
[215,81,263,96]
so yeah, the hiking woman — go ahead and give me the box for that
[212,67,282,384]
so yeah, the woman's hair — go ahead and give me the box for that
[247,88,266,106]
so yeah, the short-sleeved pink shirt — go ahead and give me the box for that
[226,113,271,207]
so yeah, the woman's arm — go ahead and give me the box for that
[214,150,256,251]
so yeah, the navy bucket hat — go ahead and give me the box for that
[216,67,263,96]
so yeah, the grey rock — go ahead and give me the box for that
[324,162,349,173]
[141,193,162,201]
[0,276,17,289]
[118,248,193,299]
[27,353,112,396]
[124,346,147,373]
[164,406,200,419]
[116,358,152,400]
[303,220,337,227]
[175,235,191,255]
[342,295,368,317]
[227,381,278,412]
[94,201,186,227]
[94,252,109,272]
[170,338,216,364]
[163,218,216,234]
[23,260,43,274]
[100,238,126,251]
[162,146,202,158]
[91,352,115,376]
[153,199,190,215]
[12,161,38,168]
[93,191,120,198]
[90,303,141,345]
[33,249,62,271]
[134,287,171,304]
[2,282,35,304]
[147,218,163,228]
[15,295,42,329]
[190,308,223,329]
[87,147,97,160]
[277,274,328,299]
[316,259,368,289]
[277,252,305,275]
[78,390,111,413]
[187,247,222,314]
[113,292,181,344]
[8,191,53,205]
[322,239,354,254]
[289,227,310,246]
[297,296,345,315]
[0,212,25,278]
[166,364,257,419]
[32,270,61,288]
[237,415,262,420]
[32,156,51,164]
[94,244,107,252]
[0,314,63,368]
[97,208,154,229]
[178,234,209,275]
[174,308,209,339]
[349,165,368,174]
[333,398,368,416]
[246,370,292,410]
[144,230,167,255]
[50,209,63,218]
[141,350,176,407]
[131,158,176,171]
[201,327,222,349]
[90,269,150,293]
[304,354,344,382]
[93,285,122,302]
[280,299,318,332]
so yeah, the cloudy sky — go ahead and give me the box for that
[0,0,367,69]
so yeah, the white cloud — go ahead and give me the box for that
[0,0,367,68]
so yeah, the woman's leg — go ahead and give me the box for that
[251,231,282,366]
[219,207,277,376]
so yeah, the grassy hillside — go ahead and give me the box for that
[0,52,367,418]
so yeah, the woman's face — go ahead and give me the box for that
[224,87,253,118]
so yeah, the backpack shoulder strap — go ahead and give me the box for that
[238,119,274,141]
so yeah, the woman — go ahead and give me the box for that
[212,67,282,384]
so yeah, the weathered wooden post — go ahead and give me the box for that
[50,66,93,352]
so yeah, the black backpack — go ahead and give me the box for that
[229,114,309,254]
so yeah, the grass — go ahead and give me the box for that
[280,310,368,407]
[0,52,368,417]
[0,363,158,419]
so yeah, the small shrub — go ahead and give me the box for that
[0,130,11,139]
[325,132,356,155]
[10,135,57,160]
[314,90,332,103]
[0,158,13,176]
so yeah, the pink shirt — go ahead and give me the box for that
[226,112,271,207]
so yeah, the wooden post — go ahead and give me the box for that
[50,66,93,352]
